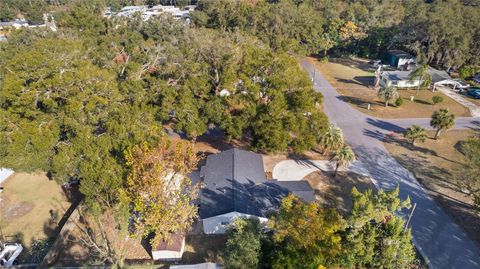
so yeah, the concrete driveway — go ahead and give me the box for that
[272,160,370,181]
[436,86,480,117]
[300,58,480,269]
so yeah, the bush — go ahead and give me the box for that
[432,95,444,105]
[395,97,404,107]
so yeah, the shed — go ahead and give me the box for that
[151,234,185,261]
[386,50,415,69]
[170,263,220,269]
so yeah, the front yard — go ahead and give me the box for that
[308,57,471,118]
[383,130,480,247]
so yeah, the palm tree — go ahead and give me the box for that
[332,144,356,177]
[430,108,455,140]
[378,86,399,107]
[409,63,432,95]
[319,124,344,153]
[404,125,427,145]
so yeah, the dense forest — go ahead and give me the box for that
[192,0,480,70]
[0,0,478,267]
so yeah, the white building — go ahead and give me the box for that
[170,263,220,269]
[380,67,451,89]
[151,233,185,261]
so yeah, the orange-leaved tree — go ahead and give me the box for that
[120,137,200,246]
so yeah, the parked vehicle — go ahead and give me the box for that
[467,88,480,99]
[370,60,388,68]
[473,74,480,84]
[452,79,471,89]
[0,242,23,267]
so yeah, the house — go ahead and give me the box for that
[380,71,420,88]
[198,148,315,234]
[0,20,29,30]
[380,67,451,89]
[386,50,415,69]
[170,263,220,269]
[151,233,185,261]
[117,6,147,17]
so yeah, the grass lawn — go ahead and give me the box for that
[383,130,480,247]
[0,173,70,246]
[308,57,471,118]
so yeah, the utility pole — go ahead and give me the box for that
[404,203,417,232]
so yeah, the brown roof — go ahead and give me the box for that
[154,234,185,252]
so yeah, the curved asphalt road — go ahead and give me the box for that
[300,59,480,269]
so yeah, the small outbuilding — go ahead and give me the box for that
[151,233,185,262]
[170,263,220,269]
[386,50,415,69]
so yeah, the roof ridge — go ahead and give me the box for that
[232,148,237,212]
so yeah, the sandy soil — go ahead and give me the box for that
[308,57,471,118]
[304,171,375,215]
[383,130,480,247]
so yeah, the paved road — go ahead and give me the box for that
[300,59,480,269]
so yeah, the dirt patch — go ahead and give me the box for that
[304,171,375,215]
[2,201,35,220]
[182,234,227,264]
[308,57,471,118]
[383,130,480,247]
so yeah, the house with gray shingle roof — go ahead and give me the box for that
[198,148,315,234]
[380,67,451,89]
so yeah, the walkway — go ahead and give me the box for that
[300,58,480,269]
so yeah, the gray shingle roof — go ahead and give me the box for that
[383,71,412,81]
[198,148,315,219]
[382,67,451,83]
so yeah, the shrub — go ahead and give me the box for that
[395,97,404,107]
[432,95,444,105]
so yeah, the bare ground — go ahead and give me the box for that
[383,130,480,247]
[304,171,375,215]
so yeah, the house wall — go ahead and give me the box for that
[202,212,268,234]
[380,76,421,88]
[152,238,185,261]
[397,79,421,88]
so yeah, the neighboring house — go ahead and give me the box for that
[0,20,29,30]
[198,148,315,234]
[151,233,185,261]
[0,14,56,32]
[386,50,415,69]
[170,263,220,269]
[111,5,193,21]
[380,71,420,88]
[380,67,451,89]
